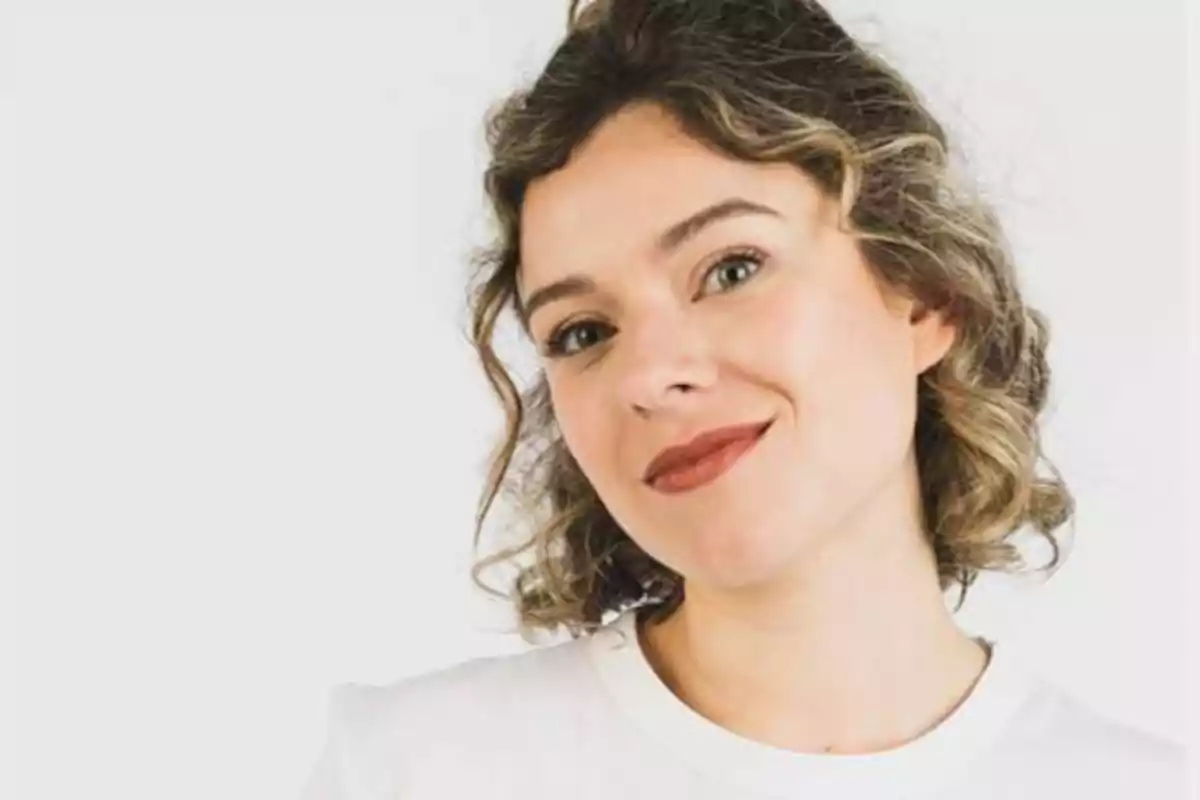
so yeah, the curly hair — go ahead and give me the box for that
[464,0,1074,643]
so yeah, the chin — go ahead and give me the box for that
[670,521,808,592]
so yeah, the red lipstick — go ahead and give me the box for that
[644,420,772,494]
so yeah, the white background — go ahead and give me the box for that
[5,1,1197,798]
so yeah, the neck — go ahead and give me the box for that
[638,464,990,755]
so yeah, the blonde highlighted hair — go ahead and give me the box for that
[464,0,1074,641]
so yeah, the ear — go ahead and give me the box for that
[908,300,957,375]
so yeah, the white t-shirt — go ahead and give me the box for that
[300,608,1187,799]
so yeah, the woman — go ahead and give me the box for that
[302,1,1187,797]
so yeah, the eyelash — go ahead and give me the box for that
[540,246,769,359]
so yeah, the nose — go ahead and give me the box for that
[613,312,719,416]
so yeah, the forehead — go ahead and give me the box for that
[518,103,821,290]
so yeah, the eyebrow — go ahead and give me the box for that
[518,197,782,326]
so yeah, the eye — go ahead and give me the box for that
[699,248,767,296]
[539,248,767,360]
[542,318,614,358]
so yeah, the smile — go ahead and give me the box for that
[644,419,772,495]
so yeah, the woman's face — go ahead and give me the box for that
[518,102,954,590]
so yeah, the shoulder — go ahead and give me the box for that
[1029,680,1184,762]
[316,632,603,797]
[989,674,1188,795]
[340,633,593,731]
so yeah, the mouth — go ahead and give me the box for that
[643,419,773,495]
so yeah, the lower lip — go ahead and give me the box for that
[648,424,770,495]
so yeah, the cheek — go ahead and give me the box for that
[548,377,619,487]
[757,281,917,467]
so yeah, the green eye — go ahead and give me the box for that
[543,319,612,357]
[540,248,768,360]
[701,249,766,295]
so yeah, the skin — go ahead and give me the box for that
[518,101,988,755]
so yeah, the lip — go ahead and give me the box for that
[643,419,773,488]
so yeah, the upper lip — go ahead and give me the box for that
[643,419,773,483]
